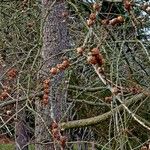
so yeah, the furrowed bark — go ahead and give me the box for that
[35,0,69,149]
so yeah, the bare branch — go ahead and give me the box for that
[0,92,43,108]
[60,94,146,130]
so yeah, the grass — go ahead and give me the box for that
[0,143,101,150]
[0,144,34,150]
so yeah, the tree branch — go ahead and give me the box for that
[60,93,146,130]
[68,98,110,106]
[0,92,43,108]
[68,85,106,92]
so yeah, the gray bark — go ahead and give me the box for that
[16,116,29,150]
[35,0,69,149]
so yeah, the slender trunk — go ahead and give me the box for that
[15,114,29,150]
[35,0,69,149]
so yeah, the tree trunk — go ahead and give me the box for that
[35,0,69,149]
[15,113,29,150]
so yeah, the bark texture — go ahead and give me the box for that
[16,117,29,150]
[35,0,69,149]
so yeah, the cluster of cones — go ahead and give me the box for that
[124,0,132,12]
[42,79,50,105]
[86,1,135,27]
[87,3,101,27]
[42,58,70,105]
[0,86,10,101]
[87,47,104,66]
[101,16,124,26]
[76,47,104,66]
[51,121,67,149]
[0,68,17,101]
[50,58,70,75]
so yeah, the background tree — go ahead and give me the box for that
[0,0,41,149]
